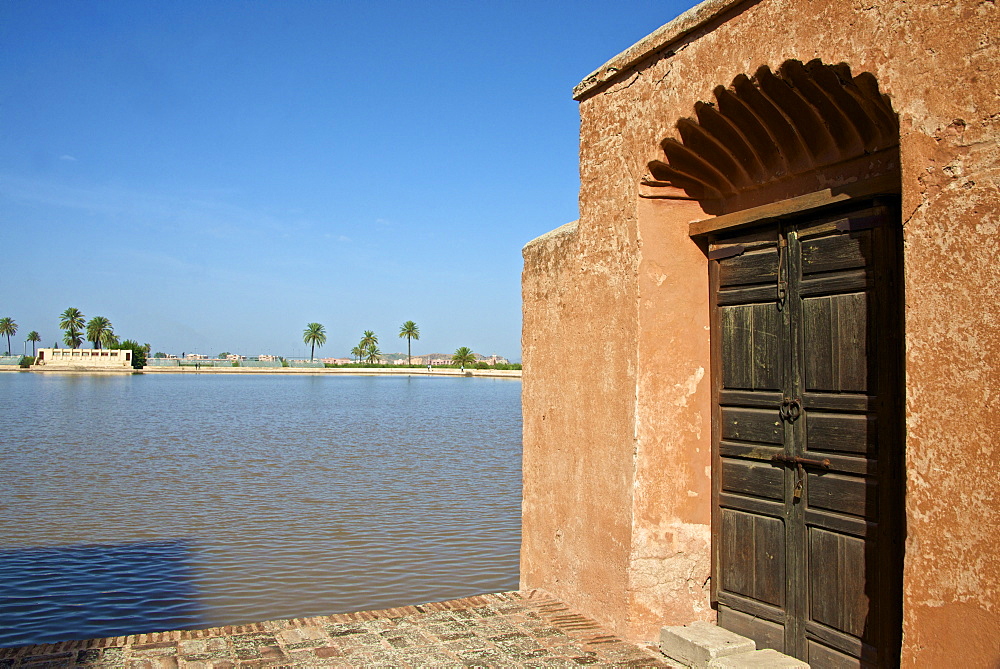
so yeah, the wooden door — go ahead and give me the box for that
[709,199,903,667]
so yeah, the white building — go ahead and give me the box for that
[34,348,133,370]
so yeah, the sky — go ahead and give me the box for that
[1,0,696,361]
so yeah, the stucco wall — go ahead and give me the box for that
[521,0,999,664]
[521,219,637,629]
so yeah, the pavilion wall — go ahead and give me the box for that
[521,0,1000,665]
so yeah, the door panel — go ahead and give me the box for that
[710,199,903,667]
[800,232,872,274]
[719,606,786,652]
[808,528,870,638]
[721,407,783,444]
[721,303,782,390]
[807,473,877,518]
[721,509,786,606]
[808,638,865,669]
[718,247,779,286]
[722,460,784,500]
[805,413,876,455]
[803,293,869,392]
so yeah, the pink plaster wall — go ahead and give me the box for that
[521,0,999,663]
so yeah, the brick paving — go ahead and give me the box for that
[0,590,678,668]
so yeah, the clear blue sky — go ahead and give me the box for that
[1,1,695,361]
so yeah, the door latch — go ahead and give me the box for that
[776,237,788,309]
[771,454,831,469]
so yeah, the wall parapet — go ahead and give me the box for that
[523,220,579,258]
[573,0,745,101]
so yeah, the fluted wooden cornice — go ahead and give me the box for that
[646,60,899,204]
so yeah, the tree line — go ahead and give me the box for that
[0,310,506,371]
[303,320,480,368]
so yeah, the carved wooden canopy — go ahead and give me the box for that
[646,60,899,205]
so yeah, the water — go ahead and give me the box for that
[0,373,522,647]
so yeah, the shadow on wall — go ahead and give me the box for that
[0,539,204,647]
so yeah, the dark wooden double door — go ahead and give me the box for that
[709,200,903,667]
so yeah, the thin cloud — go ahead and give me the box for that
[58,155,78,162]
[0,174,304,240]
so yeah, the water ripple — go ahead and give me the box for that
[0,375,522,647]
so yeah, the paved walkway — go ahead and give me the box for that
[0,590,676,668]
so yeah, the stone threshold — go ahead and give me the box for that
[0,590,674,668]
[660,621,809,668]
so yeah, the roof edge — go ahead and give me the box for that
[522,220,579,258]
[573,0,749,101]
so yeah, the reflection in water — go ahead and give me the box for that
[0,540,202,647]
[0,374,522,647]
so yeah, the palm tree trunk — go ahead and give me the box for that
[408,338,411,366]
[311,343,315,362]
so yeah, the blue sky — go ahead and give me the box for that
[1,1,694,361]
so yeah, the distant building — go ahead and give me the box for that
[479,354,509,365]
[34,348,132,370]
[321,357,352,365]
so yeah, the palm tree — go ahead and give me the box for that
[27,331,41,356]
[452,346,476,369]
[101,330,119,348]
[64,330,83,349]
[63,329,83,349]
[360,330,378,351]
[302,322,327,362]
[59,307,85,332]
[0,317,17,355]
[365,345,383,365]
[350,345,363,363]
[59,307,85,349]
[85,316,114,350]
[398,321,420,366]
[359,330,379,366]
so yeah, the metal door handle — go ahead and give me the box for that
[779,398,802,422]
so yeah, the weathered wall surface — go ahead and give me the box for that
[629,196,714,636]
[899,127,1000,665]
[522,0,999,663]
[521,220,637,631]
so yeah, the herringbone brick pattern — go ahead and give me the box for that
[0,590,677,667]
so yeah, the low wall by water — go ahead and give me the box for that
[4,365,520,377]
[140,366,521,378]
[0,356,24,371]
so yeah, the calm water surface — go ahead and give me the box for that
[0,373,522,647]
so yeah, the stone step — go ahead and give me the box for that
[710,648,810,667]
[659,621,808,667]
